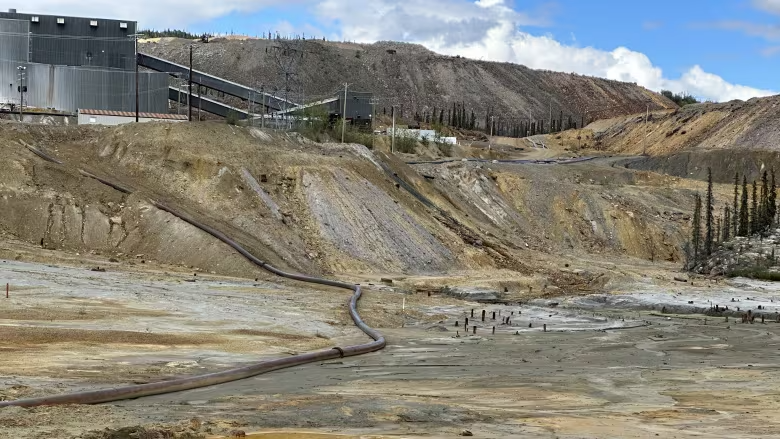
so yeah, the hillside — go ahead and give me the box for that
[536,95,780,183]
[142,38,675,125]
[0,121,714,282]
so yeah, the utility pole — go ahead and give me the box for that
[489,115,494,150]
[188,44,193,122]
[16,66,25,121]
[549,101,552,134]
[134,32,139,122]
[261,85,265,129]
[248,90,252,126]
[341,82,348,143]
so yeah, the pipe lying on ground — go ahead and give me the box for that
[0,168,385,408]
[22,144,63,165]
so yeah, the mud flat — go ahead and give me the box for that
[4,260,780,438]
[546,277,780,318]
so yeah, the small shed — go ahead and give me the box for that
[78,109,187,126]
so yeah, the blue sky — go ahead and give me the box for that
[27,0,780,101]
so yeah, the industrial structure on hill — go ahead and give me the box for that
[0,9,168,114]
[0,8,374,125]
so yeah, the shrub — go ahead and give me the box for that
[437,141,453,156]
[727,268,780,281]
[226,111,239,126]
[394,133,417,154]
[661,90,699,107]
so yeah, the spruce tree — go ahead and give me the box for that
[716,216,721,245]
[705,168,714,256]
[739,176,750,236]
[762,170,770,232]
[451,103,456,126]
[751,180,759,234]
[770,169,777,229]
[692,194,702,264]
[733,172,739,238]
[723,205,731,242]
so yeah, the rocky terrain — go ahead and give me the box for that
[691,228,780,277]
[141,38,675,124]
[533,95,780,183]
[6,91,780,438]
[0,121,713,282]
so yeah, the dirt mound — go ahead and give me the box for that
[141,38,675,123]
[0,121,710,280]
[575,95,780,157]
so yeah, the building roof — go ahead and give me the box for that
[78,109,188,120]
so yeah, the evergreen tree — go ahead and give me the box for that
[751,181,759,234]
[739,176,750,236]
[705,168,714,256]
[447,109,452,126]
[432,107,437,124]
[692,194,702,264]
[761,170,770,232]
[770,169,777,228]
[439,107,444,125]
[733,172,739,238]
[723,205,731,242]
[451,103,456,126]
[716,216,721,245]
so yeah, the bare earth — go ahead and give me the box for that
[2,248,780,438]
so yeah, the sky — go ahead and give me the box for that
[21,0,780,102]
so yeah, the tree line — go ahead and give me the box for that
[383,104,583,138]
[140,29,201,39]
[688,168,777,269]
[660,90,699,107]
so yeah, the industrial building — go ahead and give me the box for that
[0,9,168,114]
[274,90,375,126]
[78,109,187,126]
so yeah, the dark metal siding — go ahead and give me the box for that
[328,91,374,120]
[0,18,30,62]
[0,12,136,70]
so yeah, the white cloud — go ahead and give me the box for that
[753,0,780,15]
[22,0,777,102]
[315,0,776,102]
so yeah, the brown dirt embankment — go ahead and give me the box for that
[0,120,718,278]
